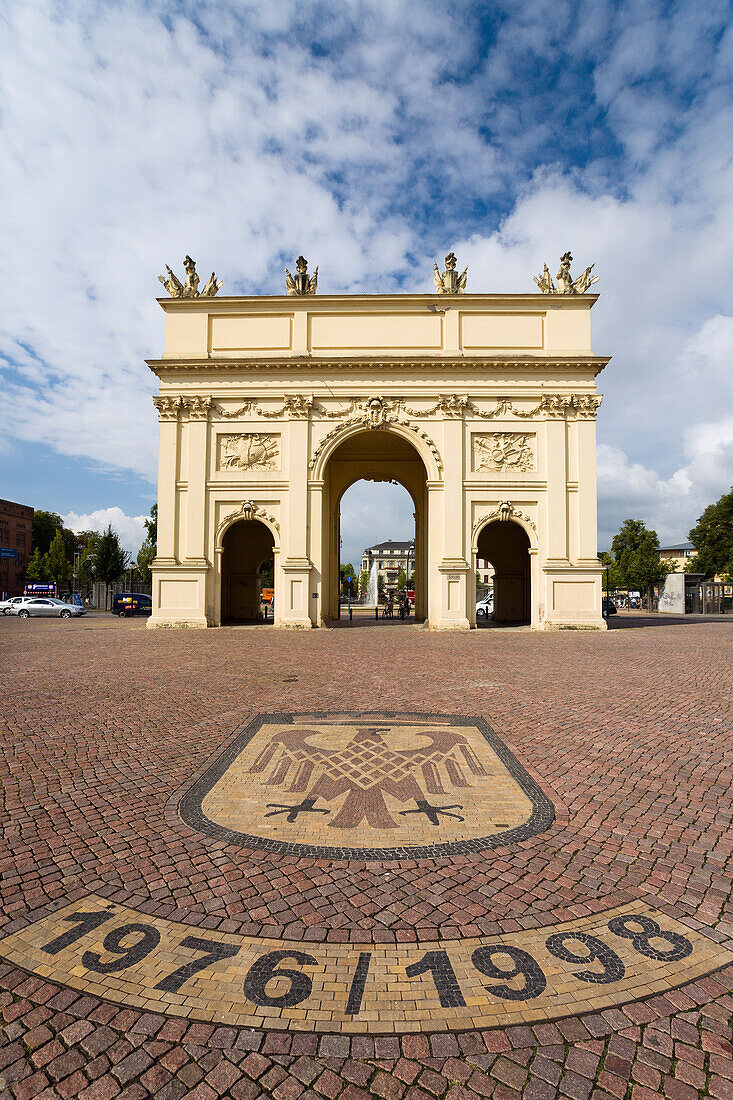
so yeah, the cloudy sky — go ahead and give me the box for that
[2,0,731,565]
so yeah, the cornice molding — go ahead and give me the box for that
[156,291,600,310]
[147,355,610,377]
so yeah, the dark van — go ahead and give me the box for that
[112,592,152,618]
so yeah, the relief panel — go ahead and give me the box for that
[217,433,280,472]
[472,432,535,474]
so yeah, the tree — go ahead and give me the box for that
[611,519,674,606]
[136,537,157,584]
[144,503,158,548]
[377,574,385,599]
[45,530,72,591]
[32,510,79,563]
[32,511,64,556]
[25,548,48,582]
[95,526,129,598]
[598,551,622,591]
[340,562,356,596]
[396,568,407,591]
[358,569,370,595]
[75,531,100,590]
[258,558,274,586]
[686,487,733,580]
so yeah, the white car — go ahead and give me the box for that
[10,597,86,619]
[0,596,30,615]
[476,594,494,618]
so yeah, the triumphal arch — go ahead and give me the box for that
[147,252,609,630]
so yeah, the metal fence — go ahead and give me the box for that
[90,580,152,611]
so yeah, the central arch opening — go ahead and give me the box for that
[476,520,531,625]
[322,429,429,622]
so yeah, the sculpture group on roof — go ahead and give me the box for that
[157,250,598,297]
[158,256,222,298]
[533,252,599,294]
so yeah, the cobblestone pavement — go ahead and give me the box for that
[1,612,731,1098]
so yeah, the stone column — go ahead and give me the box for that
[152,397,181,564]
[184,397,211,564]
[435,414,470,629]
[307,481,324,626]
[544,413,568,563]
[281,413,313,627]
[576,414,601,563]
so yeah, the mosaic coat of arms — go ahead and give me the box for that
[180,712,554,859]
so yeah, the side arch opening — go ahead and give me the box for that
[476,520,531,625]
[221,519,275,623]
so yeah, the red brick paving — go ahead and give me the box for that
[1,612,732,1097]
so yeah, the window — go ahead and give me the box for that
[684,549,692,557]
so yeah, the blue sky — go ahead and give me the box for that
[1,0,732,564]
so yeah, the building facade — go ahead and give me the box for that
[147,275,609,630]
[361,540,415,595]
[659,541,695,573]
[0,499,33,597]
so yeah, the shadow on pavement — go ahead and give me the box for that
[609,612,732,628]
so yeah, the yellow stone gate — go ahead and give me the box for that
[147,259,609,630]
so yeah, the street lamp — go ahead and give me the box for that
[405,542,414,613]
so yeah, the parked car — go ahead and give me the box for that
[11,597,86,618]
[602,596,617,616]
[112,592,152,618]
[0,596,27,615]
[476,594,494,618]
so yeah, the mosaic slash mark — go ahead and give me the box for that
[1,895,731,1034]
[178,712,555,858]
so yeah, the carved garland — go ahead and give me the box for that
[308,403,443,473]
[215,500,280,545]
[155,393,602,423]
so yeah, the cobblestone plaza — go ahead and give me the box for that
[1,614,731,1099]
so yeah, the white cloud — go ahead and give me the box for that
[340,482,414,568]
[63,508,148,555]
[2,1,732,553]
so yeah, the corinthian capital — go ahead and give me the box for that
[152,395,183,421]
[183,396,213,421]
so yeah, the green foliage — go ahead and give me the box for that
[340,562,356,594]
[144,503,158,547]
[377,574,385,596]
[31,510,78,562]
[25,547,48,582]
[610,519,673,592]
[45,530,72,589]
[687,487,733,579]
[32,511,64,556]
[396,568,407,590]
[598,550,622,590]
[136,537,157,584]
[358,569,370,595]
[74,532,100,587]
[94,525,129,585]
[258,558,275,586]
